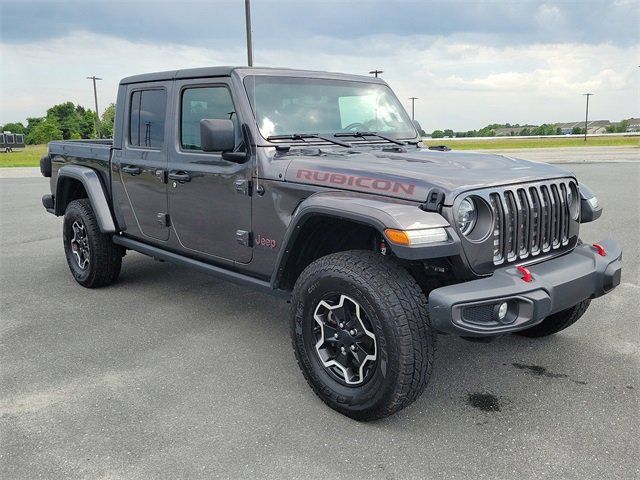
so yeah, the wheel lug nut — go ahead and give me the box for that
[350,345,357,351]
[349,329,356,336]
[341,346,346,354]
[333,333,339,339]
[339,322,345,329]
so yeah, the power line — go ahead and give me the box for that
[409,97,418,121]
[583,93,594,142]
[86,76,102,138]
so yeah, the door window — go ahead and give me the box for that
[181,87,236,151]
[129,89,167,148]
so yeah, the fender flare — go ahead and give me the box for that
[271,191,460,287]
[55,165,117,233]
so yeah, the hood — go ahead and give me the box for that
[283,147,574,204]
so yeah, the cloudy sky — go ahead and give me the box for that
[1,0,638,131]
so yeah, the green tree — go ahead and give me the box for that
[99,103,116,138]
[46,102,81,139]
[2,122,26,133]
[79,110,97,138]
[477,126,496,137]
[572,126,584,135]
[431,130,445,138]
[26,117,44,135]
[532,124,556,136]
[26,119,63,144]
[617,119,629,133]
[443,129,454,138]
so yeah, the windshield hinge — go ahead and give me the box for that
[422,189,445,213]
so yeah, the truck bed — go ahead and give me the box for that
[48,139,113,162]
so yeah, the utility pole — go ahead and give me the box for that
[409,97,418,121]
[86,76,102,138]
[583,93,593,142]
[245,0,253,66]
[369,70,383,78]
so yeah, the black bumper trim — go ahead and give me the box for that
[42,194,55,214]
[428,238,622,337]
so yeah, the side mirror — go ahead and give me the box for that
[200,118,235,152]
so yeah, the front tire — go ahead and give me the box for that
[290,250,435,421]
[63,199,123,288]
[517,299,591,337]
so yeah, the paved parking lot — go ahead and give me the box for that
[1,160,638,479]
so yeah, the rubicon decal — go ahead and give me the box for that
[295,169,416,195]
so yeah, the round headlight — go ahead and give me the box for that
[457,197,477,235]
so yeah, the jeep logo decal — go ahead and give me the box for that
[296,169,416,195]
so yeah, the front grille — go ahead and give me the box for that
[489,180,576,265]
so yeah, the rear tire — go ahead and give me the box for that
[517,299,591,337]
[290,250,435,421]
[63,199,123,288]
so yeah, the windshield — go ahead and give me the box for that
[243,75,417,141]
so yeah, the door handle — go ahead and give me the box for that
[122,166,142,176]
[168,171,191,183]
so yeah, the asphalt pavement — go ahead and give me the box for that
[1,159,638,479]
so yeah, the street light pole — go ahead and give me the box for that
[369,70,383,78]
[583,93,593,142]
[86,76,102,138]
[409,97,418,121]
[245,0,253,66]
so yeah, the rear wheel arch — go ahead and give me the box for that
[55,177,88,215]
[54,165,116,233]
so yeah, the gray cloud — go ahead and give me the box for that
[2,0,639,47]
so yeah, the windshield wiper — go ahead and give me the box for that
[334,131,406,146]
[267,133,353,148]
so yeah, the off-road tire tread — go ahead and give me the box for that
[64,199,122,288]
[517,299,591,337]
[290,250,435,420]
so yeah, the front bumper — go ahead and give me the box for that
[428,238,622,337]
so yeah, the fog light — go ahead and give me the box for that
[497,302,508,320]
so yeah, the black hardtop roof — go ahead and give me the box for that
[119,66,384,85]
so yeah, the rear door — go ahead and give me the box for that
[167,79,252,263]
[115,82,171,241]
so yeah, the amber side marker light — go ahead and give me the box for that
[384,228,448,246]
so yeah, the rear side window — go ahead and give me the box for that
[129,89,167,148]
[16,134,24,144]
[6,134,14,144]
[181,86,236,150]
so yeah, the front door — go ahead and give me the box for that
[116,82,171,241]
[167,80,252,263]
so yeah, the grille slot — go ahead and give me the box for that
[490,180,574,265]
[462,304,495,325]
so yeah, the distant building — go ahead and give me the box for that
[556,120,611,135]
[625,118,640,132]
[494,126,538,136]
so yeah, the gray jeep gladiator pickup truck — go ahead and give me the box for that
[40,67,622,420]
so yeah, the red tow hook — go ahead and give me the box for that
[516,265,533,283]
[592,243,607,257]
